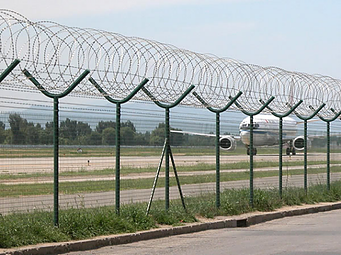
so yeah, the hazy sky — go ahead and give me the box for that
[3,0,340,80]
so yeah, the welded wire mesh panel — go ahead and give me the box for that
[1,9,341,217]
[0,97,54,214]
[1,95,340,213]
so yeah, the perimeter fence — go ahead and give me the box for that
[0,10,341,226]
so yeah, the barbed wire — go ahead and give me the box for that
[0,9,340,118]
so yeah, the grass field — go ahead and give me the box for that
[0,161,340,197]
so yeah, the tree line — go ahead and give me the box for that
[0,113,215,146]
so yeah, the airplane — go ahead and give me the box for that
[171,114,312,155]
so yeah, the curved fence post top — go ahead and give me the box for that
[309,106,341,123]
[193,91,243,113]
[23,69,90,99]
[0,59,20,83]
[260,99,303,118]
[89,77,149,105]
[142,85,195,109]
[230,95,275,116]
[288,102,326,120]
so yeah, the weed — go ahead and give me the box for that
[2,181,341,248]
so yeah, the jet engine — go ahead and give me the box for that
[219,136,237,151]
[293,136,310,150]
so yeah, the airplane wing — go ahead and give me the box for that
[170,130,240,140]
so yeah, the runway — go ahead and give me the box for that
[1,152,340,215]
[0,152,335,175]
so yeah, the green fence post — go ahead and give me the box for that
[193,91,242,208]
[261,99,303,198]
[89,77,149,215]
[230,96,275,207]
[0,59,20,83]
[289,103,326,193]
[115,103,121,214]
[165,107,170,209]
[23,69,90,226]
[309,106,341,190]
[142,85,194,211]
[53,97,59,225]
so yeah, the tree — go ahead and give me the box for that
[40,121,53,145]
[120,121,138,145]
[122,120,136,132]
[121,126,135,145]
[96,121,116,134]
[8,113,27,144]
[102,127,115,145]
[0,121,6,144]
[87,131,102,145]
[149,123,184,146]
[134,132,149,145]
[60,118,77,141]
[59,118,92,144]
[150,123,165,146]
[76,121,92,137]
[26,123,41,145]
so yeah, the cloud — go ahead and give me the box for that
[2,0,260,20]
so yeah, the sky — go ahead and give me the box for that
[2,0,341,79]
[1,0,340,132]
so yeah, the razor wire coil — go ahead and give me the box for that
[0,9,341,118]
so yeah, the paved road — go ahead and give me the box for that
[66,209,341,255]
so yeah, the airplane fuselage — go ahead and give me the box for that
[239,114,297,147]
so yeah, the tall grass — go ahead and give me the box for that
[2,181,341,248]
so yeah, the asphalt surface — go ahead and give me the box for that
[65,208,341,255]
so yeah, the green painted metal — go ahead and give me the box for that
[0,59,20,83]
[249,114,254,205]
[193,91,242,208]
[142,85,195,211]
[289,103,326,193]
[169,146,187,212]
[215,112,220,207]
[115,103,121,214]
[327,121,330,190]
[230,96,275,207]
[53,97,59,226]
[146,139,168,215]
[279,118,283,195]
[309,107,341,190]
[89,77,149,215]
[304,120,308,191]
[261,99,303,198]
[165,108,170,209]
[23,69,90,226]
